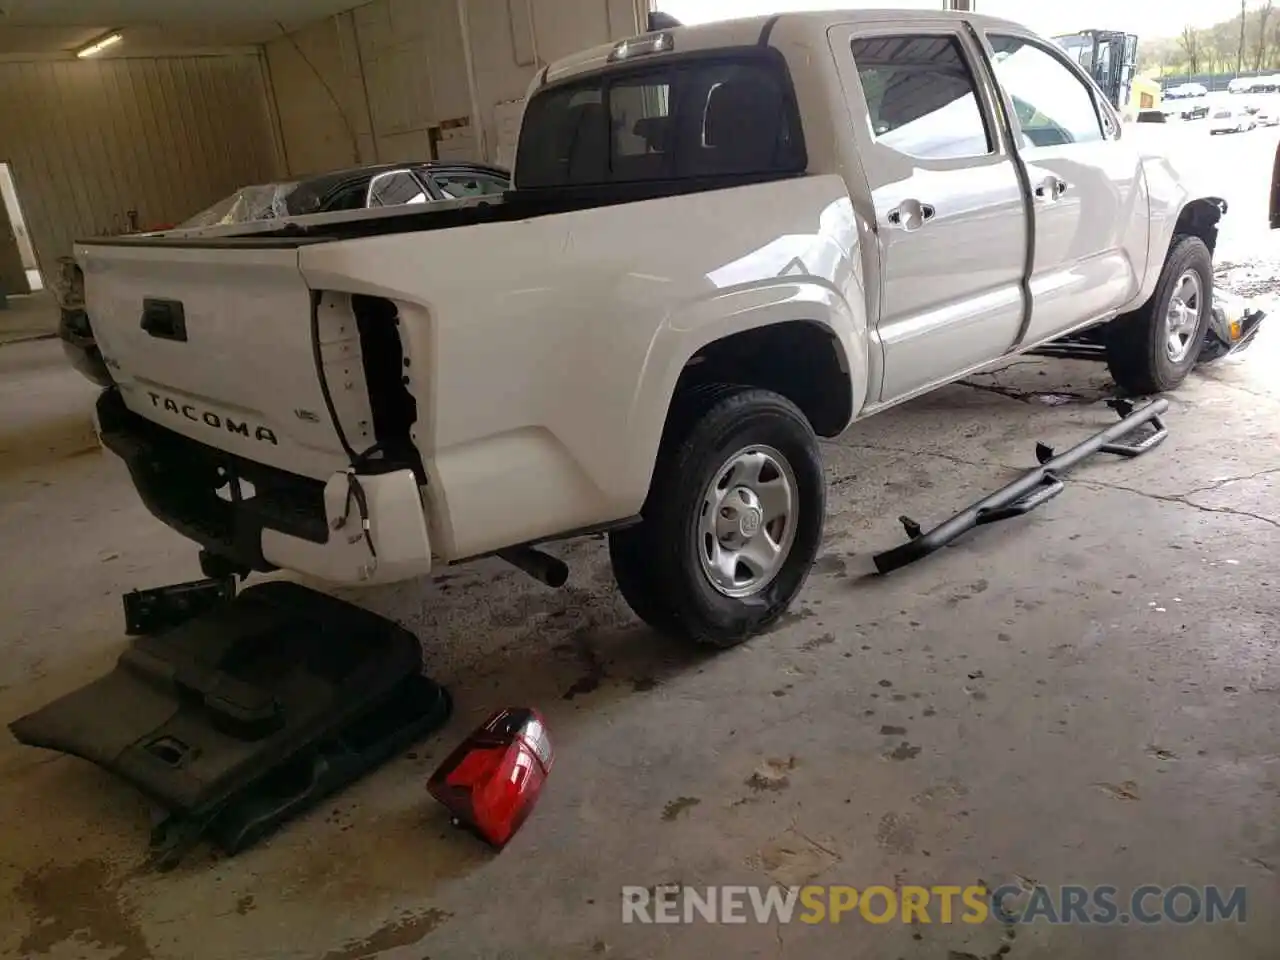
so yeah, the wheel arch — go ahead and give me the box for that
[674,320,855,437]
[1126,179,1225,312]
[624,281,868,513]
[1173,196,1227,257]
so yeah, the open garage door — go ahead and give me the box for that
[0,192,30,298]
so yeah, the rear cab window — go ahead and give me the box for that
[514,51,806,189]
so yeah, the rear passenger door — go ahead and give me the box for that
[979,31,1146,345]
[831,23,1028,403]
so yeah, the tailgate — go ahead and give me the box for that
[78,242,347,479]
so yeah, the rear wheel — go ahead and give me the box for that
[1105,235,1213,395]
[609,386,825,647]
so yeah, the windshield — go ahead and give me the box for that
[179,183,300,229]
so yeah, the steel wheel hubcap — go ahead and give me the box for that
[1165,270,1202,364]
[697,445,798,598]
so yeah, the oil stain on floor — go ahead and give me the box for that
[319,907,453,960]
[17,858,151,960]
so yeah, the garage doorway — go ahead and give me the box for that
[0,163,40,294]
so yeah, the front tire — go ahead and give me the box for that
[609,386,825,647]
[1105,235,1213,395]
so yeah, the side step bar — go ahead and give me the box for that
[872,399,1168,574]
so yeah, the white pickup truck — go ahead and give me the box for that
[81,10,1226,647]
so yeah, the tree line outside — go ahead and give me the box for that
[1140,0,1280,80]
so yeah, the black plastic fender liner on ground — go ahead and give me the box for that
[9,581,451,868]
[871,399,1169,574]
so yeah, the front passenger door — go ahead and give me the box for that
[983,33,1147,346]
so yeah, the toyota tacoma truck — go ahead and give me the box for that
[80,10,1228,647]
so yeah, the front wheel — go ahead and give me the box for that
[1105,235,1213,395]
[609,386,825,647]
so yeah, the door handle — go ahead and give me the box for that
[885,200,936,231]
[1035,178,1069,201]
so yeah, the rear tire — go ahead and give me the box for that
[608,527,679,634]
[1105,235,1213,395]
[609,385,825,647]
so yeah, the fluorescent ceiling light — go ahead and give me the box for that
[76,32,123,58]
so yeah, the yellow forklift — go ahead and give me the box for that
[1053,30,1152,117]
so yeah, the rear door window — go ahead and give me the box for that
[850,34,993,160]
[515,53,805,188]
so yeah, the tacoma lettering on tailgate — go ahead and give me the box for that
[146,391,278,445]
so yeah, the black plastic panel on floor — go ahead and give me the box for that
[9,581,451,868]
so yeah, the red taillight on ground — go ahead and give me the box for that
[427,708,553,848]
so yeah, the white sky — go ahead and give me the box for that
[659,0,1247,40]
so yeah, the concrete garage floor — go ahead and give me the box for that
[3,141,1280,959]
[3,316,1278,960]
[0,292,59,346]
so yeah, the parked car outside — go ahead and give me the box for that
[1162,82,1210,120]
[1209,105,1257,134]
[1254,104,1280,126]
